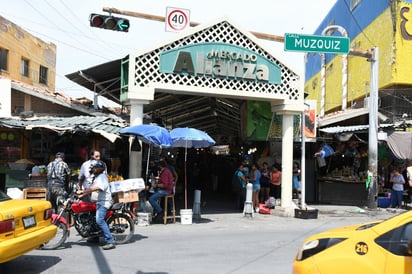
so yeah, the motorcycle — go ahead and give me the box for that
[41,192,135,250]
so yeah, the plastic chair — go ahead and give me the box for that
[163,194,176,224]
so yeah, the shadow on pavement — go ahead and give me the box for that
[1,255,61,273]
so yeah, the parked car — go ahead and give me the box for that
[293,210,412,274]
[0,190,56,263]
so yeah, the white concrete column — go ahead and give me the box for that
[128,100,144,179]
[125,82,154,179]
[281,113,294,209]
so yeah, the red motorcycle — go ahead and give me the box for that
[41,193,135,249]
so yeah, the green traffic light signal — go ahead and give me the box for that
[117,19,130,31]
[89,13,130,32]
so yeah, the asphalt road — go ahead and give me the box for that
[0,205,396,274]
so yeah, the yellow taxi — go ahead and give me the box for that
[0,190,57,263]
[293,210,412,274]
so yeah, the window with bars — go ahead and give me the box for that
[21,58,29,77]
[0,48,8,71]
[39,65,48,85]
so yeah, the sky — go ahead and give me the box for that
[2,0,337,106]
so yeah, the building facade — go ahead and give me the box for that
[305,0,412,124]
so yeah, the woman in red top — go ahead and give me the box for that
[270,165,282,199]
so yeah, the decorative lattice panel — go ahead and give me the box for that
[132,20,300,101]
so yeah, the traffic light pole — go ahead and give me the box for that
[102,7,285,42]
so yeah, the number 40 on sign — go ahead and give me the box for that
[165,7,190,32]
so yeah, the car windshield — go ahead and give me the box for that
[0,190,12,202]
[356,222,380,230]
[356,210,411,230]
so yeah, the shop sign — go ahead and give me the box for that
[159,42,281,84]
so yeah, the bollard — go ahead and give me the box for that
[193,189,201,221]
[243,183,254,217]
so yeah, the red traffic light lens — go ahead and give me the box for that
[90,15,104,27]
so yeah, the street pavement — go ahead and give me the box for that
[0,200,404,274]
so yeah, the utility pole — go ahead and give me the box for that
[367,47,379,210]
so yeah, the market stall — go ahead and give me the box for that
[315,138,371,206]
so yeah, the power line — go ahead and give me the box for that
[342,0,374,46]
[57,0,121,55]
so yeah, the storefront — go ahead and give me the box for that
[0,115,129,191]
[314,120,411,206]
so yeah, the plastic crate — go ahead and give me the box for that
[24,179,48,188]
[294,208,318,219]
[378,197,390,208]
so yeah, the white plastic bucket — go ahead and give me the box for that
[180,209,193,225]
[137,213,151,226]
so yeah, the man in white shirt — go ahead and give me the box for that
[78,149,106,200]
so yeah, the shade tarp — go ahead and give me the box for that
[386,131,412,159]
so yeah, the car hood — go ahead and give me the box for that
[304,220,382,241]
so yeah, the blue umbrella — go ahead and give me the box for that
[170,127,215,208]
[119,124,171,147]
[170,127,216,148]
[119,124,171,178]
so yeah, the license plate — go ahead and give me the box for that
[23,215,36,229]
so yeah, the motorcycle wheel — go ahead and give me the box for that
[106,213,135,244]
[41,221,68,250]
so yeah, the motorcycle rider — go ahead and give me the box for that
[77,160,116,250]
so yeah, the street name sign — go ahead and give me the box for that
[284,33,350,54]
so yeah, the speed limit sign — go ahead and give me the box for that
[166,7,190,32]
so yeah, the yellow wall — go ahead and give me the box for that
[0,16,56,90]
[394,3,412,84]
[305,8,396,113]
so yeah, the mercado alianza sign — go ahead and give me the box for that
[284,33,350,54]
[159,42,281,84]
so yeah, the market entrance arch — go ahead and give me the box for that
[124,17,304,210]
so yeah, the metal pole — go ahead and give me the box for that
[367,47,379,209]
[300,109,306,209]
[320,53,326,117]
[102,7,285,42]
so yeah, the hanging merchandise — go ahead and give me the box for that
[315,144,334,158]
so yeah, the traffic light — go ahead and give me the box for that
[89,13,130,32]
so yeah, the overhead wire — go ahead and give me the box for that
[342,0,375,47]
[57,0,122,56]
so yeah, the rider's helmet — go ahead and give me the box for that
[89,160,105,174]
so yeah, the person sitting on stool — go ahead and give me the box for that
[148,161,174,221]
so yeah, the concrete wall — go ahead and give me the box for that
[0,15,56,91]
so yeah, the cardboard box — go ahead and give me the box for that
[113,190,139,203]
[110,178,146,193]
[294,208,318,219]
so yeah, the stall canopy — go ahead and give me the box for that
[319,124,393,134]
[0,115,127,142]
[386,131,412,159]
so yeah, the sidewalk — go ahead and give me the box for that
[148,191,408,225]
